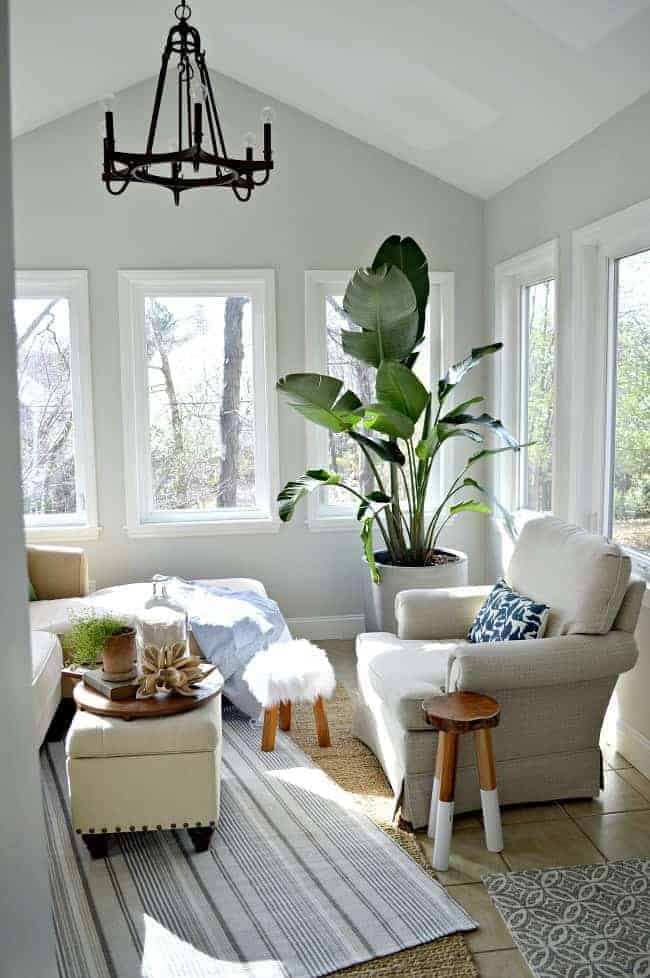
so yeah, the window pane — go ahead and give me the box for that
[322,294,431,511]
[14,297,77,516]
[522,279,555,510]
[145,295,255,512]
[324,295,377,506]
[612,251,650,555]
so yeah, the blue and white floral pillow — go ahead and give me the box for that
[468,579,550,644]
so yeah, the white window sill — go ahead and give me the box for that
[124,516,281,539]
[24,524,102,544]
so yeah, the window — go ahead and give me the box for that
[519,279,556,510]
[119,270,278,536]
[605,249,650,564]
[304,270,454,529]
[572,198,650,579]
[494,240,558,514]
[14,270,98,540]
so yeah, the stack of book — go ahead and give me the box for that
[82,662,216,700]
[83,669,139,701]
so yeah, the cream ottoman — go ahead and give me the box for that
[66,696,222,858]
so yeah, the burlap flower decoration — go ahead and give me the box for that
[136,642,204,699]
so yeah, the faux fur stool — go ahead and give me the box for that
[243,639,336,751]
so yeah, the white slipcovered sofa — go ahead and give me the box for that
[27,544,269,739]
[353,517,644,829]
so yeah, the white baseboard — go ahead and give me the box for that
[616,718,650,780]
[287,615,365,640]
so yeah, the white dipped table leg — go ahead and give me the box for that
[427,775,440,838]
[480,787,503,852]
[474,727,503,853]
[432,800,454,870]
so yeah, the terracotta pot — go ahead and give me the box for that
[102,628,137,682]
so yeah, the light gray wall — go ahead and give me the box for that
[12,73,487,619]
[0,0,56,972]
[484,90,650,762]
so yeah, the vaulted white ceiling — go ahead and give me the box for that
[10,0,650,197]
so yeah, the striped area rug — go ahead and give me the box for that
[43,701,476,978]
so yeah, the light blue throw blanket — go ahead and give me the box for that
[162,578,291,716]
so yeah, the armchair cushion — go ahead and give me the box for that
[356,631,468,730]
[468,578,549,643]
[396,585,492,640]
[507,516,630,636]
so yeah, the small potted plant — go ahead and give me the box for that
[63,611,137,681]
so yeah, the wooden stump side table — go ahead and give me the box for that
[423,691,503,872]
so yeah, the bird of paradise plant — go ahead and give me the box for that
[276,235,524,582]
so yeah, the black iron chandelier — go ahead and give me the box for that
[101,2,274,205]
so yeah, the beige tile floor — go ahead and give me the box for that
[322,640,650,978]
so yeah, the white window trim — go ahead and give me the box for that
[494,239,559,515]
[303,269,455,531]
[118,269,280,538]
[16,270,100,542]
[571,199,650,583]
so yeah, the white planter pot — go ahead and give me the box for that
[363,549,469,634]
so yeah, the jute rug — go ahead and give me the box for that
[289,683,479,977]
[484,858,650,978]
[43,686,477,978]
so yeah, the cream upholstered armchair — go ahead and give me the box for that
[353,516,644,829]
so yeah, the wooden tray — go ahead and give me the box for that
[73,668,223,720]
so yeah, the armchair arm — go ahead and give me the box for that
[447,630,638,693]
[396,586,492,640]
[26,545,89,599]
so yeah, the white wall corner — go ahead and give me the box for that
[616,717,650,781]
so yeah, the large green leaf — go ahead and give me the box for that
[355,402,414,439]
[437,424,484,444]
[277,373,361,433]
[350,430,405,465]
[442,395,485,419]
[342,265,419,366]
[356,490,391,521]
[277,469,341,522]
[376,361,429,422]
[466,442,531,468]
[371,235,429,343]
[416,423,484,460]
[438,343,503,402]
[449,498,491,517]
[439,411,519,449]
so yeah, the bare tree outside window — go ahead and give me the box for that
[324,295,376,506]
[611,251,650,554]
[14,297,77,516]
[145,294,255,513]
[522,279,555,511]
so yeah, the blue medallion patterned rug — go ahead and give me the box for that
[484,859,650,978]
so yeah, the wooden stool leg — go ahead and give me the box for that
[432,731,458,871]
[428,732,446,838]
[474,728,503,853]
[279,701,291,731]
[312,696,331,748]
[261,706,279,751]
